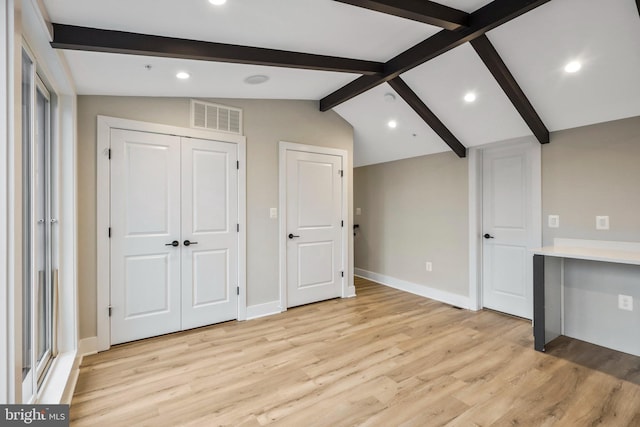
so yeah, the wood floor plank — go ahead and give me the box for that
[71,278,640,426]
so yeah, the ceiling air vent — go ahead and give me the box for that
[190,99,243,135]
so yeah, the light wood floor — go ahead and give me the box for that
[71,277,640,426]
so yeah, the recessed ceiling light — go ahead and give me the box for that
[464,92,476,103]
[208,0,227,5]
[564,61,582,73]
[387,120,397,129]
[244,75,269,85]
[176,71,190,80]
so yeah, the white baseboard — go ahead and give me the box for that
[354,268,472,309]
[246,300,282,320]
[78,336,98,357]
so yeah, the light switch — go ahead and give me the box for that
[596,216,609,230]
[356,207,362,216]
[548,215,559,228]
[270,208,278,219]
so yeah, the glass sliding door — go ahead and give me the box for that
[34,80,53,384]
[21,47,56,403]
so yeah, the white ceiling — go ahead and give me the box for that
[42,0,640,167]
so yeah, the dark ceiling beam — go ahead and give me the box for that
[50,23,385,75]
[333,0,469,30]
[388,77,466,158]
[637,0,640,17]
[470,35,549,144]
[320,0,552,111]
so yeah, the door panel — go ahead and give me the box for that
[491,156,525,229]
[298,161,334,228]
[124,143,173,235]
[110,129,181,344]
[286,151,342,308]
[181,137,238,330]
[192,250,228,307]
[482,143,535,319]
[192,149,228,233]
[124,254,171,317]
[490,245,527,296]
[298,241,335,287]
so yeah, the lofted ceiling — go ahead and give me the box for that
[41,0,640,166]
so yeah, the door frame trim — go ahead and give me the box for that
[278,141,349,311]
[96,115,247,352]
[468,136,542,312]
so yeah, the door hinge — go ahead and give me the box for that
[341,220,344,227]
[108,227,111,238]
[341,271,344,277]
[339,169,343,177]
[108,148,111,159]
[237,286,240,296]
[237,160,239,170]
[108,305,112,317]
[237,223,240,232]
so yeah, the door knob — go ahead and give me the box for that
[165,240,179,247]
[483,233,495,239]
[183,240,198,246]
[288,233,300,239]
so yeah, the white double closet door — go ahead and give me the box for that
[110,129,238,345]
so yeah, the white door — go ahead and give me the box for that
[181,137,238,329]
[110,130,239,344]
[482,142,538,319]
[286,150,343,308]
[110,129,182,344]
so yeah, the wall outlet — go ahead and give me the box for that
[270,208,278,219]
[548,215,560,228]
[356,207,362,216]
[425,262,432,272]
[618,294,633,311]
[596,215,609,230]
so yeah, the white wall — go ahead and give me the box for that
[76,96,354,340]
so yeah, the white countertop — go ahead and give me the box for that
[532,239,640,266]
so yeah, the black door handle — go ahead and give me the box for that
[165,240,179,247]
[183,240,198,246]
[288,233,300,239]
[483,233,494,239]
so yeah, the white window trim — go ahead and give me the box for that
[278,141,352,312]
[96,116,248,352]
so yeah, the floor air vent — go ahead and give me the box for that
[191,100,243,135]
